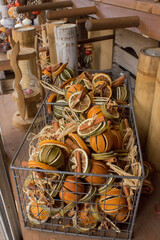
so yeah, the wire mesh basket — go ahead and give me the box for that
[11,69,144,240]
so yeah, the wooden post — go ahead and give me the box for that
[46,6,97,20]
[16,1,73,13]
[146,53,160,170]
[46,20,66,65]
[133,47,160,151]
[55,23,78,70]
[85,17,140,31]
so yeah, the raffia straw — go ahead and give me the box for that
[40,81,65,95]
[106,162,141,190]
[122,127,135,151]
[120,145,142,177]
[28,125,56,158]
[62,107,80,122]
[57,121,79,141]
[83,79,93,90]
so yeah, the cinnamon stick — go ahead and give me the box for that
[54,121,59,139]
[74,151,81,177]
[112,75,126,88]
[65,138,79,150]
[70,91,86,109]
[124,118,129,129]
[103,157,116,163]
[98,82,106,90]
[52,63,62,72]
[79,116,105,131]
[123,186,132,211]
[106,100,112,112]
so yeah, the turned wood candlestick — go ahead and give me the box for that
[7,41,42,129]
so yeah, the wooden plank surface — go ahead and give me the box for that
[113,45,138,76]
[0,93,160,240]
[115,29,159,56]
[69,0,160,40]
[88,0,160,16]
[0,53,12,71]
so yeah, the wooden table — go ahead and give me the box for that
[0,93,160,240]
[0,52,12,72]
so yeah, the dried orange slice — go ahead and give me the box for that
[77,118,107,138]
[90,131,113,153]
[65,84,86,101]
[101,101,119,119]
[68,149,90,176]
[93,81,112,98]
[27,202,50,225]
[60,77,76,89]
[87,105,104,119]
[39,139,70,157]
[92,73,112,85]
[54,63,68,76]
[47,93,57,114]
[68,133,90,155]
[28,161,58,171]
[69,91,91,113]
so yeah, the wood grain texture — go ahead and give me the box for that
[69,0,160,40]
[12,27,36,48]
[46,21,66,65]
[9,42,25,119]
[88,0,160,16]
[115,29,159,57]
[85,16,140,31]
[146,61,160,170]
[46,6,97,20]
[133,48,160,151]
[55,24,78,70]
[113,45,138,76]
[88,29,113,70]
[0,52,12,71]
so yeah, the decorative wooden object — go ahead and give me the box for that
[55,23,78,70]
[146,52,160,170]
[85,17,139,31]
[46,20,66,65]
[12,27,36,48]
[46,6,97,20]
[12,27,37,78]
[7,41,41,129]
[16,1,73,13]
[133,48,160,151]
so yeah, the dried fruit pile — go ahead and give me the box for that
[23,68,142,233]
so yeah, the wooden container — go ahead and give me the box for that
[46,20,66,65]
[12,27,36,48]
[12,27,37,78]
[133,47,160,151]
[55,23,78,70]
[146,55,160,170]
